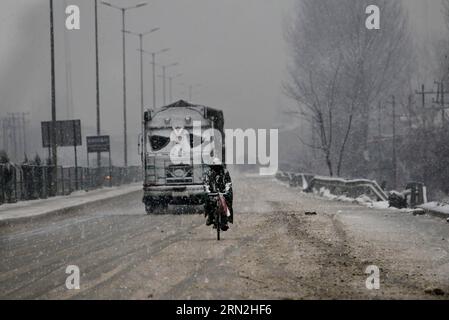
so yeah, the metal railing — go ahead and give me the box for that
[307,176,388,202]
[276,171,388,202]
[276,170,434,208]
[0,164,142,205]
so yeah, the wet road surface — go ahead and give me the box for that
[1,174,449,299]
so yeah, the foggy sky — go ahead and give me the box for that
[0,0,446,166]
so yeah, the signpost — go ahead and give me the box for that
[41,120,82,147]
[87,135,110,153]
[86,135,112,187]
[41,120,82,190]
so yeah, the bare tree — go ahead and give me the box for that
[284,0,412,177]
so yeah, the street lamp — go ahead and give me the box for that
[161,62,179,106]
[101,1,148,167]
[123,28,159,129]
[139,48,170,109]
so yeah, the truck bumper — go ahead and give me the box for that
[143,184,206,205]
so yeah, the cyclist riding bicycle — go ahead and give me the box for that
[203,158,233,231]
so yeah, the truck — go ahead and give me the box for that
[141,100,225,214]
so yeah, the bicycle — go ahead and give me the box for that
[207,192,228,241]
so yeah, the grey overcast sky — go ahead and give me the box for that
[0,0,446,165]
[0,0,292,125]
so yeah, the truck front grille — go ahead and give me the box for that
[166,165,193,185]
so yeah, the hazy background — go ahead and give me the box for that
[0,0,446,166]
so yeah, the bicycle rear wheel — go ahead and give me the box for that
[216,209,221,241]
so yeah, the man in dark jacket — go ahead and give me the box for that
[203,158,233,231]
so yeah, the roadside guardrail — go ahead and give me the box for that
[0,164,142,206]
[276,171,388,202]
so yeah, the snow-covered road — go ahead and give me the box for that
[0,183,142,224]
[1,175,448,299]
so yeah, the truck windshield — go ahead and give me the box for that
[150,135,170,151]
[149,133,204,151]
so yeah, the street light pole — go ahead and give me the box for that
[49,0,57,194]
[162,66,166,106]
[169,77,173,103]
[101,1,148,167]
[124,28,159,149]
[94,0,101,169]
[125,28,159,123]
[139,34,144,120]
[392,95,397,190]
[152,52,156,109]
[139,48,170,109]
[160,62,179,105]
[168,74,182,103]
[181,83,201,102]
[121,8,127,167]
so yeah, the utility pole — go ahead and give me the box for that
[384,96,398,189]
[433,81,449,127]
[415,84,435,184]
[416,84,434,129]
[415,83,449,128]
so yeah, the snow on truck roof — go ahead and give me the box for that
[146,100,224,132]
[152,100,222,117]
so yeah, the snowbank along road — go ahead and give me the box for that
[1,173,449,299]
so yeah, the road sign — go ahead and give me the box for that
[41,120,82,147]
[87,135,110,153]
[41,120,82,190]
[86,135,112,187]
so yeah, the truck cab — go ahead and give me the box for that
[142,100,224,214]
